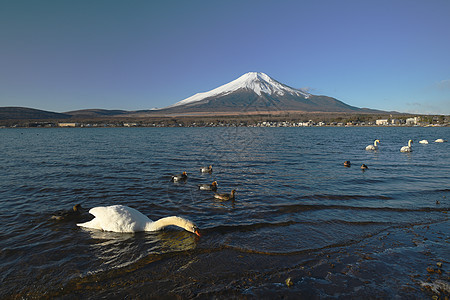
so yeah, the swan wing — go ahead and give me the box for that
[400,146,411,152]
[78,205,152,233]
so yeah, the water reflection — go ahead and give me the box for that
[82,228,197,267]
[79,227,198,273]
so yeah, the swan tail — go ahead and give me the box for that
[77,218,102,230]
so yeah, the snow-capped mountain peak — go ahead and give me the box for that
[168,72,310,108]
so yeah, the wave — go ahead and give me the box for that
[296,194,394,201]
[202,219,391,235]
[272,203,448,214]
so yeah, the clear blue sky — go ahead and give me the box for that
[1,0,449,114]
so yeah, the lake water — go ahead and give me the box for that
[0,127,448,299]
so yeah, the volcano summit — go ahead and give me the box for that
[157,72,379,115]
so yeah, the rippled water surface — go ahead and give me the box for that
[0,127,449,298]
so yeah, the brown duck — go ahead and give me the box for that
[214,189,236,201]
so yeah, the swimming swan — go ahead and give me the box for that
[419,140,429,144]
[77,205,200,236]
[365,139,380,151]
[435,139,447,143]
[400,140,413,152]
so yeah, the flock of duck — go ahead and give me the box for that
[344,138,447,170]
[171,165,236,201]
[74,165,237,237]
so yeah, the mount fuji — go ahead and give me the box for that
[157,72,378,114]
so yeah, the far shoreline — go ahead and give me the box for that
[1,113,449,129]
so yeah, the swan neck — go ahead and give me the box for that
[148,216,191,231]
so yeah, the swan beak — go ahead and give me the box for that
[194,229,201,237]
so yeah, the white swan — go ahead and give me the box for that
[400,140,413,152]
[77,205,200,236]
[365,139,380,151]
[419,140,428,144]
[435,139,447,143]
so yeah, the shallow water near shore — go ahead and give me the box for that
[0,126,449,298]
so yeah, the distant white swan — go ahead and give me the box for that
[400,140,413,152]
[77,205,200,236]
[366,139,380,151]
[435,139,447,143]
[419,140,428,144]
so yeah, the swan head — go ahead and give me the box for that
[185,221,201,237]
[193,226,201,237]
[173,216,201,237]
[375,139,380,145]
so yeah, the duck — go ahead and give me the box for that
[198,181,218,191]
[365,139,380,151]
[200,165,213,173]
[360,164,369,170]
[419,140,429,144]
[51,204,83,221]
[344,161,351,167]
[214,189,236,201]
[171,171,187,182]
[435,139,447,143]
[77,205,200,236]
[400,140,413,152]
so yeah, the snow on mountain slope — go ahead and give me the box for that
[168,72,310,108]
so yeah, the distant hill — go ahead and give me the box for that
[64,109,129,118]
[0,107,71,120]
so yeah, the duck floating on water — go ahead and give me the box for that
[214,189,236,201]
[344,161,351,167]
[198,181,218,191]
[360,164,369,170]
[171,171,188,182]
[51,204,83,221]
[200,165,213,173]
[77,205,200,236]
